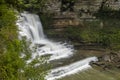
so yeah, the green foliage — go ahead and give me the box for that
[0,40,25,80]
[15,0,48,13]
[0,0,49,13]
[0,5,16,28]
[95,5,120,19]
[0,0,49,80]
[23,57,49,80]
[65,20,120,50]
[0,12,25,79]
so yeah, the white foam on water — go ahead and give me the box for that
[46,57,98,80]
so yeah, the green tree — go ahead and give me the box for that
[0,0,49,80]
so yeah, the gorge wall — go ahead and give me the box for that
[44,0,120,28]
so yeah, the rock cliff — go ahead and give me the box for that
[45,0,120,28]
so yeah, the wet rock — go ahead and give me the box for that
[91,51,120,70]
[35,44,45,47]
[116,65,120,68]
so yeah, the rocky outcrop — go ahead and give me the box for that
[45,0,120,13]
[52,12,80,28]
[91,51,120,70]
[45,0,120,28]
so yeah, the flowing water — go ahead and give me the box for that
[17,12,98,80]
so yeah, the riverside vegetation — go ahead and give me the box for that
[0,0,50,80]
[65,19,120,50]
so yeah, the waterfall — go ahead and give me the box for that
[16,12,97,80]
[17,12,44,42]
[17,11,74,62]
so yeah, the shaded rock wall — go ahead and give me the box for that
[45,0,120,28]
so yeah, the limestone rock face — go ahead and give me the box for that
[45,0,120,14]
[52,12,80,28]
[45,0,61,14]
[45,0,120,28]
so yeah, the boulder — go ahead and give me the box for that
[91,51,120,70]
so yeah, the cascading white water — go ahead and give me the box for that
[18,12,44,42]
[46,57,97,80]
[17,12,74,62]
[17,12,97,80]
